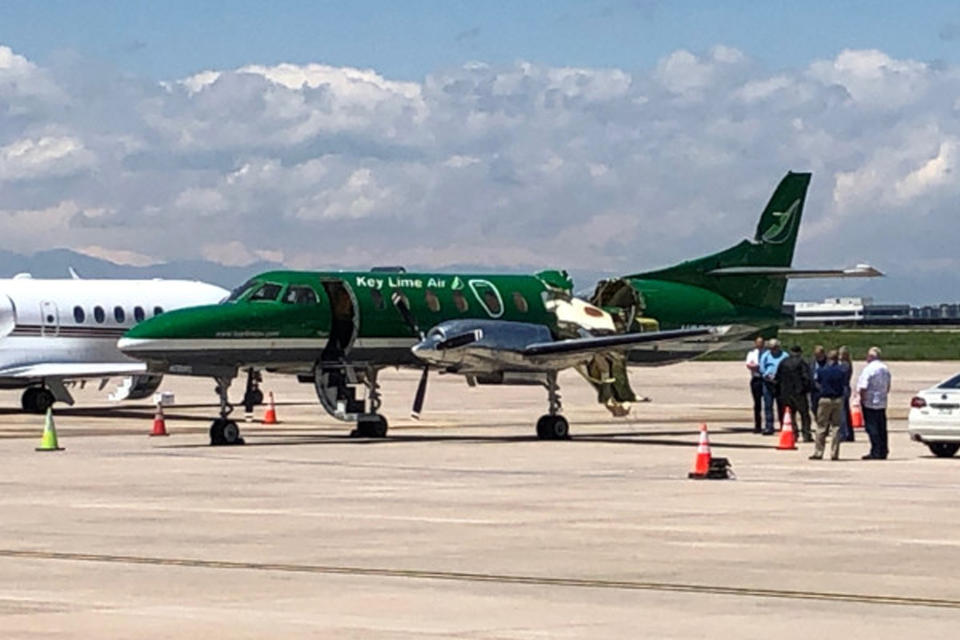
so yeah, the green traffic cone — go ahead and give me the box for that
[36,407,64,452]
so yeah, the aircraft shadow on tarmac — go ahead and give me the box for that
[158,427,776,450]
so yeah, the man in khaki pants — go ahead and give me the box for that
[810,350,846,460]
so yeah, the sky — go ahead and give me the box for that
[1,1,960,302]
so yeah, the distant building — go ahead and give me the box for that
[790,297,871,326]
[787,297,960,326]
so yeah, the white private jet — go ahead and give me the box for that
[0,273,227,412]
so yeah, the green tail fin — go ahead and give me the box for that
[628,171,811,311]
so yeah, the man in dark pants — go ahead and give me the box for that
[745,336,765,433]
[857,346,892,459]
[809,345,827,417]
[776,345,814,442]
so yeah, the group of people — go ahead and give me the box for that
[745,338,892,460]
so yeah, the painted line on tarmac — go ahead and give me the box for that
[1,549,959,610]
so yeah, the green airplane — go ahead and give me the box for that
[119,171,879,445]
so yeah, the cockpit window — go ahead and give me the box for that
[249,283,283,302]
[283,286,318,305]
[227,279,259,302]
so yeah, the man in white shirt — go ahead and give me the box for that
[857,346,892,460]
[745,336,765,433]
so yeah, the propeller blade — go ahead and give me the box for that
[437,329,482,350]
[411,366,429,419]
[391,291,422,338]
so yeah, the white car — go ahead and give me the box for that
[908,373,960,457]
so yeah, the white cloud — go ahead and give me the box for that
[0,136,94,181]
[2,43,960,300]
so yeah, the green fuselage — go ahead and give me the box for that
[120,268,782,377]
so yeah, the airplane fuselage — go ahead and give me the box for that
[0,276,227,407]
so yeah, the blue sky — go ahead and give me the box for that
[2,1,959,80]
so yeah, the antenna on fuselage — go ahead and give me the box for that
[68,267,81,280]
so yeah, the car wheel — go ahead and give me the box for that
[928,442,960,458]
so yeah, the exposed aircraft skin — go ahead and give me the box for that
[0,276,227,412]
[119,171,880,444]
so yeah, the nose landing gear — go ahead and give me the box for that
[210,376,244,446]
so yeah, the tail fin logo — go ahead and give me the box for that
[760,199,801,245]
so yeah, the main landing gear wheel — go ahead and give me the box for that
[210,418,244,446]
[351,414,388,438]
[21,387,55,414]
[928,442,960,458]
[536,415,569,440]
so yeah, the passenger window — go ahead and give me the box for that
[94,306,105,323]
[73,306,85,323]
[153,306,164,316]
[452,291,469,313]
[370,289,385,310]
[134,306,145,322]
[114,306,125,323]
[512,292,529,313]
[283,286,318,305]
[425,290,441,312]
[249,283,282,302]
[483,291,502,314]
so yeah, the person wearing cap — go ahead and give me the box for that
[810,349,846,460]
[744,336,766,434]
[775,345,814,442]
[857,346,891,459]
[759,338,788,435]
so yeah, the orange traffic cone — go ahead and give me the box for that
[688,423,712,478]
[150,404,168,437]
[777,407,797,450]
[262,391,278,425]
[851,397,864,429]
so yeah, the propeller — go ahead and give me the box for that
[391,292,430,419]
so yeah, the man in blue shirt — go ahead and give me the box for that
[759,339,788,435]
[810,350,847,460]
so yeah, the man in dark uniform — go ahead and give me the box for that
[775,345,814,442]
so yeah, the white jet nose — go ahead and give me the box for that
[0,295,15,338]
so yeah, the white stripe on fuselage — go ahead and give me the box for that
[118,336,418,352]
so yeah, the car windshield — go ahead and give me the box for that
[226,279,259,302]
[938,373,960,389]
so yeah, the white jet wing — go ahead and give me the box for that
[0,362,148,379]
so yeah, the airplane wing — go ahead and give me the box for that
[521,326,721,358]
[0,362,148,379]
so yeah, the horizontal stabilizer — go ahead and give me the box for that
[706,263,883,279]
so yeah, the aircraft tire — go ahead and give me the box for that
[209,419,244,446]
[33,389,55,414]
[22,387,54,414]
[353,415,388,438]
[536,415,569,440]
[21,388,37,412]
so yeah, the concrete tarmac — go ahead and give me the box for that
[2,361,960,638]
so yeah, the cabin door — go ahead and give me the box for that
[320,279,358,360]
[40,300,59,337]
